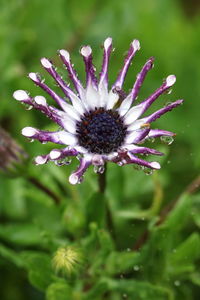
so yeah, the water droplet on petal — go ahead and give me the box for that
[94,165,105,174]
[160,136,174,145]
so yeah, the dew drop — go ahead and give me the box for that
[28,138,34,143]
[144,167,153,175]
[160,136,174,145]
[23,103,33,110]
[134,164,144,171]
[174,280,180,286]
[94,165,105,174]
[165,101,172,106]
[133,265,140,271]
[41,141,47,144]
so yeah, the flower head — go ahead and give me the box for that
[13,38,183,184]
[52,246,83,275]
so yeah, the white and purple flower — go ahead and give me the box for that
[13,38,183,184]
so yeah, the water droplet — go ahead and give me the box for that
[174,280,180,286]
[144,167,153,175]
[160,136,174,145]
[117,161,124,166]
[167,89,172,95]
[28,138,34,143]
[23,103,33,110]
[55,158,71,166]
[134,164,144,171]
[165,101,172,106]
[133,265,140,271]
[41,141,47,144]
[94,165,105,174]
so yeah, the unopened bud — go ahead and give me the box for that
[0,127,28,177]
[52,246,83,275]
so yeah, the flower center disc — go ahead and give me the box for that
[76,108,127,154]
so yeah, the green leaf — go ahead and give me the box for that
[22,252,53,291]
[46,282,73,300]
[0,243,24,267]
[168,233,200,276]
[0,223,43,246]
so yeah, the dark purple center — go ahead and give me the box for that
[76,107,127,154]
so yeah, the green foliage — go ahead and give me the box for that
[1,0,200,299]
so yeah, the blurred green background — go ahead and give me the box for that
[1,0,200,299]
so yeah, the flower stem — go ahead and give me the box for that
[28,176,61,205]
[98,163,107,193]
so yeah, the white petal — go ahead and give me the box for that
[62,116,77,134]
[61,102,80,121]
[106,90,119,109]
[125,130,143,144]
[98,83,109,107]
[85,83,100,109]
[127,118,147,131]
[118,94,132,116]
[70,94,86,115]
[123,103,144,125]
[74,145,88,154]
[57,131,77,146]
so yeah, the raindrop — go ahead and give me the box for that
[23,103,33,110]
[28,138,34,143]
[174,280,180,286]
[41,141,47,144]
[134,164,144,171]
[166,89,172,95]
[160,136,174,145]
[133,265,140,271]
[165,101,172,106]
[94,165,105,174]
[55,158,71,166]
[144,167,153,175]
[117,161,124,166]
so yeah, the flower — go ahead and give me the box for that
[13,38,183,184]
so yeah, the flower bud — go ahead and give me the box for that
[0,127,28,177]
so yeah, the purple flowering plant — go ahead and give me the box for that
[13,38,183,184]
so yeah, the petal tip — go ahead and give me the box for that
[80,46,92,57]
[150,161,161,169]
[13,90,29,101]
[22,127,36,137]
[59,49,70,61]
[69,174,79,185]
[34,96,47,106]
[104,37,112,49]
[132,39,140,51]
[166,75,176,87]
[41,57,52,68]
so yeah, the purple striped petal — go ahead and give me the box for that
[22,127,77,145]
[118,57,154,116]
[28,72,70,112]
[80,46,98,88]
[127,153,161,169]
[124,145,163,156]
[148,129,175,139]
[99,37,113,89]
[112,39,140,90]
[69,156,91,184]
[40,58,77,100]
[59,49,85,98]
[144,99,183,124]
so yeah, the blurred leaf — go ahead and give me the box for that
[46,282,73,300]
[85,192,106,227]
[0,243,24,268]
[22,252,53,291]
